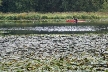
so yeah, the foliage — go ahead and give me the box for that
[0,0,2,6]
[0,0,107,12]
[101,1,108,12]
[0,12,107,21]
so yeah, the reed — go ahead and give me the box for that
[0,12,108,22]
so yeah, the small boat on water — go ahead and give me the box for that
[66,19,86,23]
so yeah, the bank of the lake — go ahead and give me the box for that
[0,12,108,24]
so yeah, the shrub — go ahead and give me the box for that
[53,16,60,19]
[81,15,89,19]
[4,15,17,20]
[0,15,5,20]
[34,15,41,20]
[41,16,48,19]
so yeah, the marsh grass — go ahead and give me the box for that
[0,12,108,21]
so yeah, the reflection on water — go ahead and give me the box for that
[0,26,96,31]
[0,23,108,34]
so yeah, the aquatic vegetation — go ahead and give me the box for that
[0,12,108,23]
[0,34,108,72]
[0,57,108,72]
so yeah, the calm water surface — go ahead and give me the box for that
[0,22,108,34]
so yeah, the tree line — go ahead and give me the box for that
[0,0,108,13]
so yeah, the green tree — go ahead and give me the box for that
[0,0,2,11]
[1,0,9,12]
[37,0,62,12]
[0,0,107,12]
[15,0,37,12]
[1,0,38,12]
[101,0,108,11]
[0,0,2,6]
[60,0,69,11]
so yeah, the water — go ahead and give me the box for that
[0,22,108,34]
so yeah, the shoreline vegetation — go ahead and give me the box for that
[0,12,108,24]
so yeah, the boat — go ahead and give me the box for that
[66,19,86,23]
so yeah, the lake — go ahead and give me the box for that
[0,22,108,35]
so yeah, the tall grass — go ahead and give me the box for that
[0,12,108,21]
